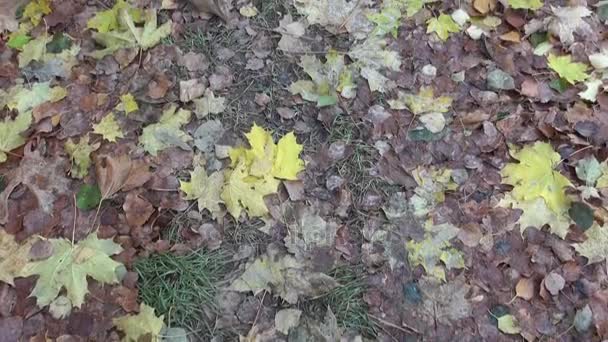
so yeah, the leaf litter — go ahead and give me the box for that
[1,0,608,340]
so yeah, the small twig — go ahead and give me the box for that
[252,291,267,327]
[369,314,421,335]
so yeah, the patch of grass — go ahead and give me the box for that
[303,266,377,337]
[134,249,231,339]
[223,217,269,253]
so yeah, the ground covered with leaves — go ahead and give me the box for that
[1,0,608,340]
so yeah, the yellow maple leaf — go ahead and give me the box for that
[23,0,52,26]
[93,112,124,142]
[426,14,460,41]
[272,132,305,180]
[0,229,36,285]
[499,195,571,238]
[388,86,452,114]
[119,93,139,114]
[180,166,224,218]
[573,223,608,264]
[221,159,280,218]
[0,111,31,163]
[501,142,572,214]
[113,303,164,342]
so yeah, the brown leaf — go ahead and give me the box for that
[499,31,521,43]
[188,0,232,22]
[543,272,565,296]
[473,0,496,14]
[123,192,154,228]
[95,155,133,199]
[515,278,535,301]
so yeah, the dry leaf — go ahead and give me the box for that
[515,278,535,301]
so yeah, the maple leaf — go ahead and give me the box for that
[23,0,52,26]
[1,82,66,114]
[418,276,471,325]
[180,165,224,218]
[119,93,139,114]
[91,8,172,59]
[573,223,608,264]
[113,303,164,342]
[0,229,36,285]
[222,159,280,218]
[406,221,463,281]
[368,7,401,37]
[388,86,453,114]
[93,113,124,143]
[547,6,592,46]
[229,244,337,304]
[293,0,372,39]
[18,34,51,68]
[0,111,31,163]
[547,54,589,85]
[427,14,460,41]
[139,104,192,156]
[290,51,356,107]
[501,142,572,214]
[409,167,457,217]
[499,195,571,239]
[348,36,402,92]
[87,0,143,33]
[65,134,101,179]
[22,233,124,308]
[193,89,226,118]
[509,0,543,10]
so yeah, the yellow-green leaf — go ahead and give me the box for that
[113,303,164,342]
[0,229,36,285]
[23,0,52,26]
[573,223,608,264]
[120,93,139,114]
[388,86,453,114]
[508,0,543,10]
[87,0,142,33]
[272,132,305,180]
[65,135,101,179]
[547,54,589,85]
[427,14,460,41]
[93,113,124,143]
[497,314,521,335]
[139,104,192,155]
[499,195,571,238]
[501,142,572,214]
[0,111,31,163]
[18,34,51,68]
[180,166,224,218]
[22,233,124,308]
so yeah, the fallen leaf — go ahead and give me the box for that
[239,4,258,17]
[547,6,592,46]
[499,195,571,238]
[0,111,31,163]
[180,166,224,218]
[474,0,496,14]
[93,113,124,143]
[388,86,452,114]
[547,54,589,85]
[275,309,302,335]
[179,79,206,103]
[501,142,572,214]
[139,104,192,156]
[123,192,154,227]
[193,89,226,117]
[294,0,372,39]
[113,303,164,342]
[515,278,535,300]
[573,223,608,264]
[348,36,402,92]
[22,233,124,308]
[95,154,134,198]
[497,314,521,334]
[509,0,542,10]
[543,272,565,295]
[119,93,139,114]
[64,134,100,179]
[0,229,36,285]
[427,14,460,41]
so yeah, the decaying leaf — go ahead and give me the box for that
[509,0,542,10]
[113,303,165,342]
[547,6,592,46]
[497,314,521,335]
[409,167,458,217]
[229,243,337,304]
[193,89,226,118]
[22,233,124,308]
[64,135,101,179]
[501,142,572,215]
[294,0,372,39]
[139,104,192,156]
[0,111,31,163]
[180,165,224,218]
[290,51,356,107]
[348,36,402,92]
[406,221,464,281]
[416,276,472,325]
[573,223,608,264]
[0,229,36,285]
[499,195,571,239]
[96,154,152,199]
[275,309,302,335]
[388,86,452,114]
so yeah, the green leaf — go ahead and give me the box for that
[549,78,569,93]
[76,184,102,211]
[46,33,72,54]
[0,112,32,164]
[119,93,139,114]
[7,34,31,50]
[508,0,543,10]
[426,14,460,41]
[547,54,589,85]
[576,157,602,186]
[22,233,124,308]
[18,34,51,68]
[113,303,165,342]
[569,202,594,230]
[497,314,521,335]
[93,113,124,143]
